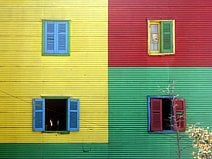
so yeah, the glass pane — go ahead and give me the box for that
[150,24,159,51]
[150,34,159,51]
[150,43,158,51]
[151,24,158,33]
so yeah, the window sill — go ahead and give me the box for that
[42,131,70,134]
[148,130,185,134]
[42,53,70,56]
[148,52,175,56]
[148,130,175,134]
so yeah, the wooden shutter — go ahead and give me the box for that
[161,21,173,53]
[45,22,56,53]
[57,22,68,54]
[150,98,162,131]
[32,98,45,131]
[173,98,186,131]
[67,98,80,131]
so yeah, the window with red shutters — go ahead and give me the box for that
[148,96,186,133]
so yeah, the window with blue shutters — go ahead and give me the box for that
[43,20,69,55]
[32,97,79,132]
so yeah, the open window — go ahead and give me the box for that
[32,97,80,132]
[148,96,186,132]
[148,20,175,55]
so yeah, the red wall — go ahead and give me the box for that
[109,0,212,67]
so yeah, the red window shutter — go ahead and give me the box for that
[150,98,162,131]
[173,98,186,131]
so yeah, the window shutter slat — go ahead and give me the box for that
[57,22,68,53]
[45,22,55,53]
[150,98,162,131]
[67,98,80,131]
[32,98,45,131]
[173,98,186,131]
[161,21,173,53]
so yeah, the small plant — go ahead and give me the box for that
[187,124,212,159]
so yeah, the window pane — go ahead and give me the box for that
[150,24,159,51]
[150,40,159,51]
[151,24,158,33]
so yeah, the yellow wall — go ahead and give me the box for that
[0,0,108,143]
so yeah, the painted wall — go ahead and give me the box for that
[108,0,212,158]
[0,0,108,143]
[1,68,212,158]
[109,0,212,67]
[108,67,212,159]
[1,0,212,159]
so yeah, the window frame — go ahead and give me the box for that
[148,20,175,56]
[147,96,186,133]
[42,20,70,56]
[32,96,80,133]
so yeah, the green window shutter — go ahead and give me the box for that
[160,21,173,53]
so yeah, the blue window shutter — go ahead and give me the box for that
[67,98,80,131]
[45,22,56,53]
[32,98,45,131]
[57,22,68,54]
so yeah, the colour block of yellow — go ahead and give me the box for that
[0,0,108,143]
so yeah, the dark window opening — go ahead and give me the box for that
[45,99,67,131]
[162,98,172,130]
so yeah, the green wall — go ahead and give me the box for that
[108,67,212,159]
[0,144,108,159]
[1,67,212,158]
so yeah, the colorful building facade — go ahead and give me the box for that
[108,0,212,158]
[0,0,212,158]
